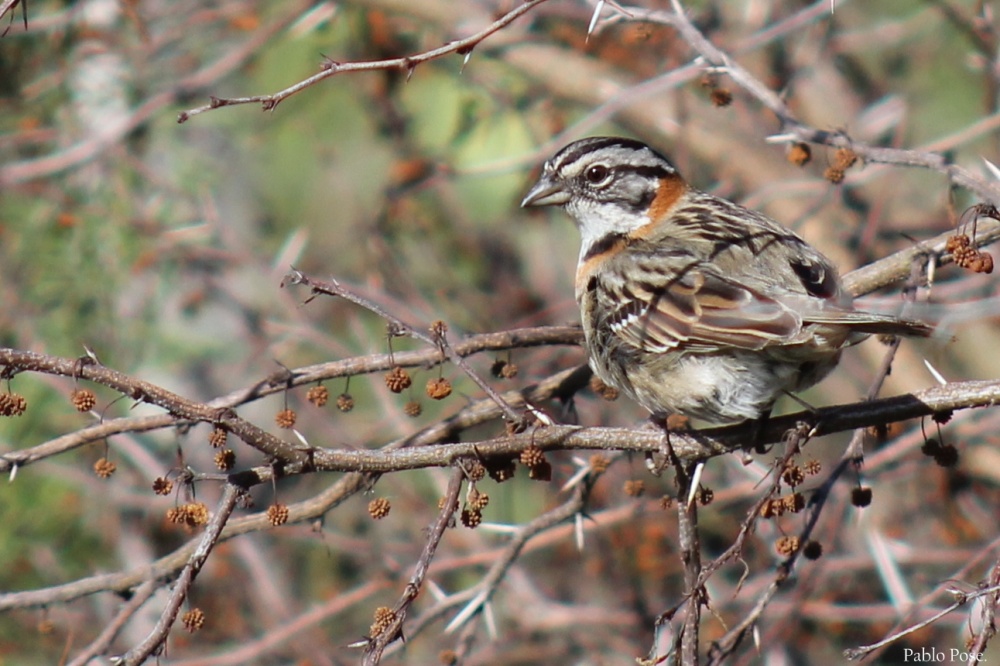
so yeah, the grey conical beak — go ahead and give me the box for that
[521,176,571,208]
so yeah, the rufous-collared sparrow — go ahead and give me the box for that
[522,136,931,424]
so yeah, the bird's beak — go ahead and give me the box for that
[521,175,570,208]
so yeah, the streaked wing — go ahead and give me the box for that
[601,261,803,353]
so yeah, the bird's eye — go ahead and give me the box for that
[584,164,611,185]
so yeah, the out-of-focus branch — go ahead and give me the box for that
[610,0,1000,207]
[0,1,311,186]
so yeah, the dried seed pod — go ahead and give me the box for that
[385,367,412,393]
[709,88,733,107]
[182,608,205,633]
[275,408,297,429]
[370,606,397,638]
[307,385,329,407]
[215,449,236,471]
[93,458,116,479]
[851,486,873,507]
[368,497,391,520]
[70,389,96,413]
[152,477,174,495]
[623,479,645,497]
[208,427,227,448]
[460,507,482,528]
[787,143,811,167]
[775,535,801,557]
[519,444,545,468]
[336,393,355,412]
[0,392,27,416]
[267,503,290,526]
[425,377,452,400]
[802,540,823,560]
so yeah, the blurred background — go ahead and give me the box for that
[1,0,999,663]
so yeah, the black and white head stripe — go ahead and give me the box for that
[546,136,678,182]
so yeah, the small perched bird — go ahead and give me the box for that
[522,136,931,424]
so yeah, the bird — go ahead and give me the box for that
[521,136,932,425]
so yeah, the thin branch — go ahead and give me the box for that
[283,270,528,425]
[626,0,1000,206]
[363,468,465,664]
[116,483,241,665]
[963,555,1000,661]
[844,583,1000,661]
[177,0,553,122]
[0,325,582,473]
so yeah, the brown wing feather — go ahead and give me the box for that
[603,265,803,353]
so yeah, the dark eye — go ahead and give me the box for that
[584,164,610,185]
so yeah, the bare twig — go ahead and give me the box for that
[116,483,241,665]
[283,270,528,425]
[845,582,1000,661]
[965,557,1000,661]
[177,0,552,122]
[363,468,464,664]
[0,325,582,474]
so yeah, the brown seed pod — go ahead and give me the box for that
[775,535,801,557]
[152,477,173,495]
[425,377,452,400]
[709,88,733,107]
[267,503,290,526]
[0,392,28,416]
[368,497,391,520]
[519,444,545,468]
[468,488,489,510]
[385,366,412,393]
[623,479,645,497]
[833,147,859,169]
[336,393,355,412]
[781,464,805,488]
[933,444,959,468]
[851,486,873,507]
[93,458,116,479]
[307,385,329,407]
[589,454,610,474]
[823,166,845,184]
[215,448,236,471]
[528,460,552,481]
[370,606,397,638]
[787,142,811,167]
[275,408,297,429]
[485,456,517,483]
[182,608,205,633]
[460,507,482,528]
[70,388,96,413]
[208,427,227,448]
[802,540,823,560]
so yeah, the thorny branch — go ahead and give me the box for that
[5,2,1000,663]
